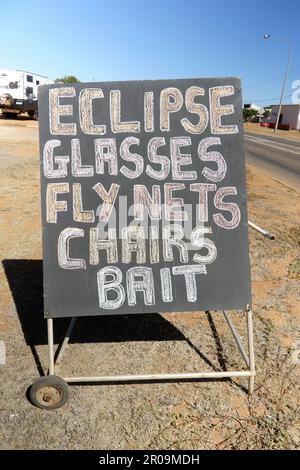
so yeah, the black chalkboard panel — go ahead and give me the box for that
[39,77,251,318]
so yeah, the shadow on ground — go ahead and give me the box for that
[3,259,230,380]
[2,259,192,346]
[0,115,35,121]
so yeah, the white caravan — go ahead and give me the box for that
[0,69,53,119]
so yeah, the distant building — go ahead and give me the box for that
[244,103,264,114]
[243,103,265,122]
[270,104,300,130]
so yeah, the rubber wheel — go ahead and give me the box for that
[29,375,69,410]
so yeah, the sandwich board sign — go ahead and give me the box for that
[39,77,251,318]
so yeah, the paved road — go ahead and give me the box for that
[244,130,300,191]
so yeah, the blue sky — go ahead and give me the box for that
[2,0,299,105]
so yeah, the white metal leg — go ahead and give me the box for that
[55,317,77,366]
[222,310,250,367]
[47,318,55,375]
[246,309,255,394]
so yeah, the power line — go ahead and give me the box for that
[242,74,283,90]
[243,94,293,104]
[243,73,300,91]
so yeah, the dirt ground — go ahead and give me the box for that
[244,122,300,140]
[0,117,299,450]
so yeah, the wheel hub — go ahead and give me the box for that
[36,385,62,407]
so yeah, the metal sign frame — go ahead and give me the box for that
[46,307,255,389]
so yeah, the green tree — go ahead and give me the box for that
[263,108,271,118]
[54,75,80,84]
[243,108,258,122]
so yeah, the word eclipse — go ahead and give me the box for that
[49,84,239,136]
